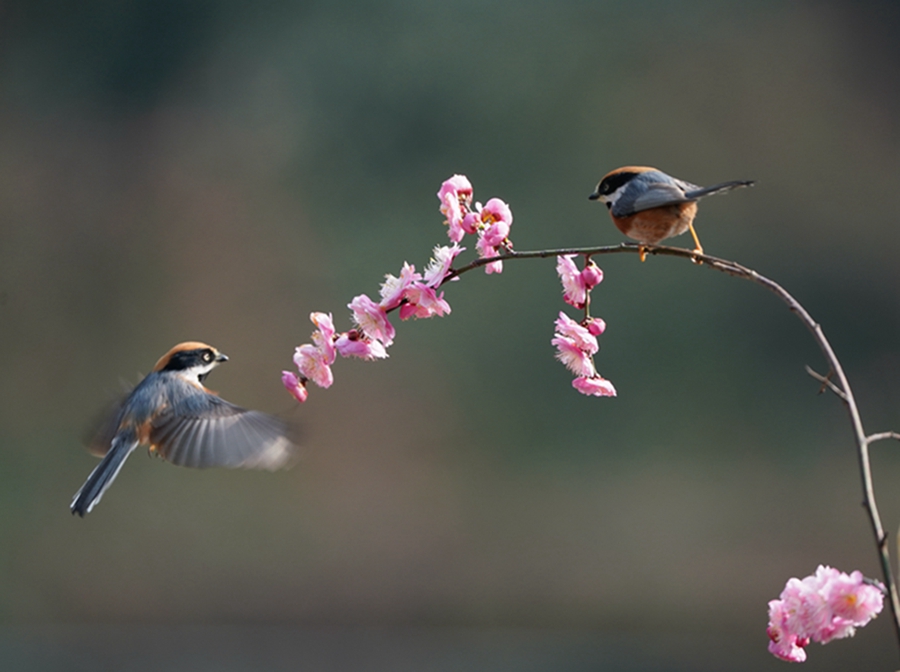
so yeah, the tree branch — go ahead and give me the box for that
[867,432,900,446]
[446,240,900,650]
[805,366,849,402]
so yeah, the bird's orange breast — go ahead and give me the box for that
[610,202,698,245]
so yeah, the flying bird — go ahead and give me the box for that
[71,342,295,516]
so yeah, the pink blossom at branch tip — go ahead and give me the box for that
[476,236,503,274]
[767,600,809,662]
[281,371,309,403]
[585,317,607,336]
[380,262,422,310]
[820,568,884,630]
[438,175,473,243]
[438,174,473,203]
[572,375,617,397]
[335,331,389,360]
[349,293,396,347]
[293,343,334,388]
[766,565,884,662]
[423,243,464,288]
[556,254,587,309]
[399,283,451,320]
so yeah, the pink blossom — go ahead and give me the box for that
[554,312,598,355]
[461,211,480,235]
[556,256,605,309]
[767,600,809,663]
[399,283,451,320]
[766,566,885,662]
[423,243,464,288]
[552,311,615,397]
[437,175,473,243]
[557,255,587,309]
[818,568,884,640]
[585,317,607,336]
[309,312,336,364]
[438,174,473,205]
[335,331,388,360]
[478,198,514,250]
[476,236,503,274]
[459,196,514,270]
[481,220,510,247]
[282,370,308,403]
[552,335,596,377]
[580,261,604,289]
[572,376,617,397]
[293,343,334,389]
[479,197,512,230]
[380,262,422,310]
[781,576,831,638]
[348,294,396,347]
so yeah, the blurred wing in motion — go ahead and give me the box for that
[83,393,130,457]
[150,395,296,470]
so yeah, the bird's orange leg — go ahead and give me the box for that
[688,222,704,263]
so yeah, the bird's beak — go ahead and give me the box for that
[588,190,603,201]
[216,353,229,363]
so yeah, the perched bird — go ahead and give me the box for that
[71,342,295,516]
[589,166,754,260]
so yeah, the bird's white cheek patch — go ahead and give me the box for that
[603,184,628,208]
[177,365,216,388]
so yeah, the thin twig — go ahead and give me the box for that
[805,365,849,401]
[867,432,900,446]
[445,240,900,653]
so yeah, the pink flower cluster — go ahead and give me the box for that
[767,565,884,662]
[284,243,464,402]
[287,176,617,402]
[552,312,615,397]
[438,174,514,274]
[553,255,615,397]
[282,311,383,402]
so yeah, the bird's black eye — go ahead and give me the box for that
[203,351,214,363]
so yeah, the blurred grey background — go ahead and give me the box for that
[1,1,900,670]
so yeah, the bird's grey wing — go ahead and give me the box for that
[621,182,692,215]
[149,394,295,470]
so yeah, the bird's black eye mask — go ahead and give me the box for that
[598,171,638,196]
[160,348,216,372]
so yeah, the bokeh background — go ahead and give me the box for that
[2,1,900,670]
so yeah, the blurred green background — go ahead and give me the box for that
[2,0,900,669]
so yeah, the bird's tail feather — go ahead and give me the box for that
[70,438,138,517]
[684,180,755,200]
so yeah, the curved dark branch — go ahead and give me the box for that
[446,240,900,649]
